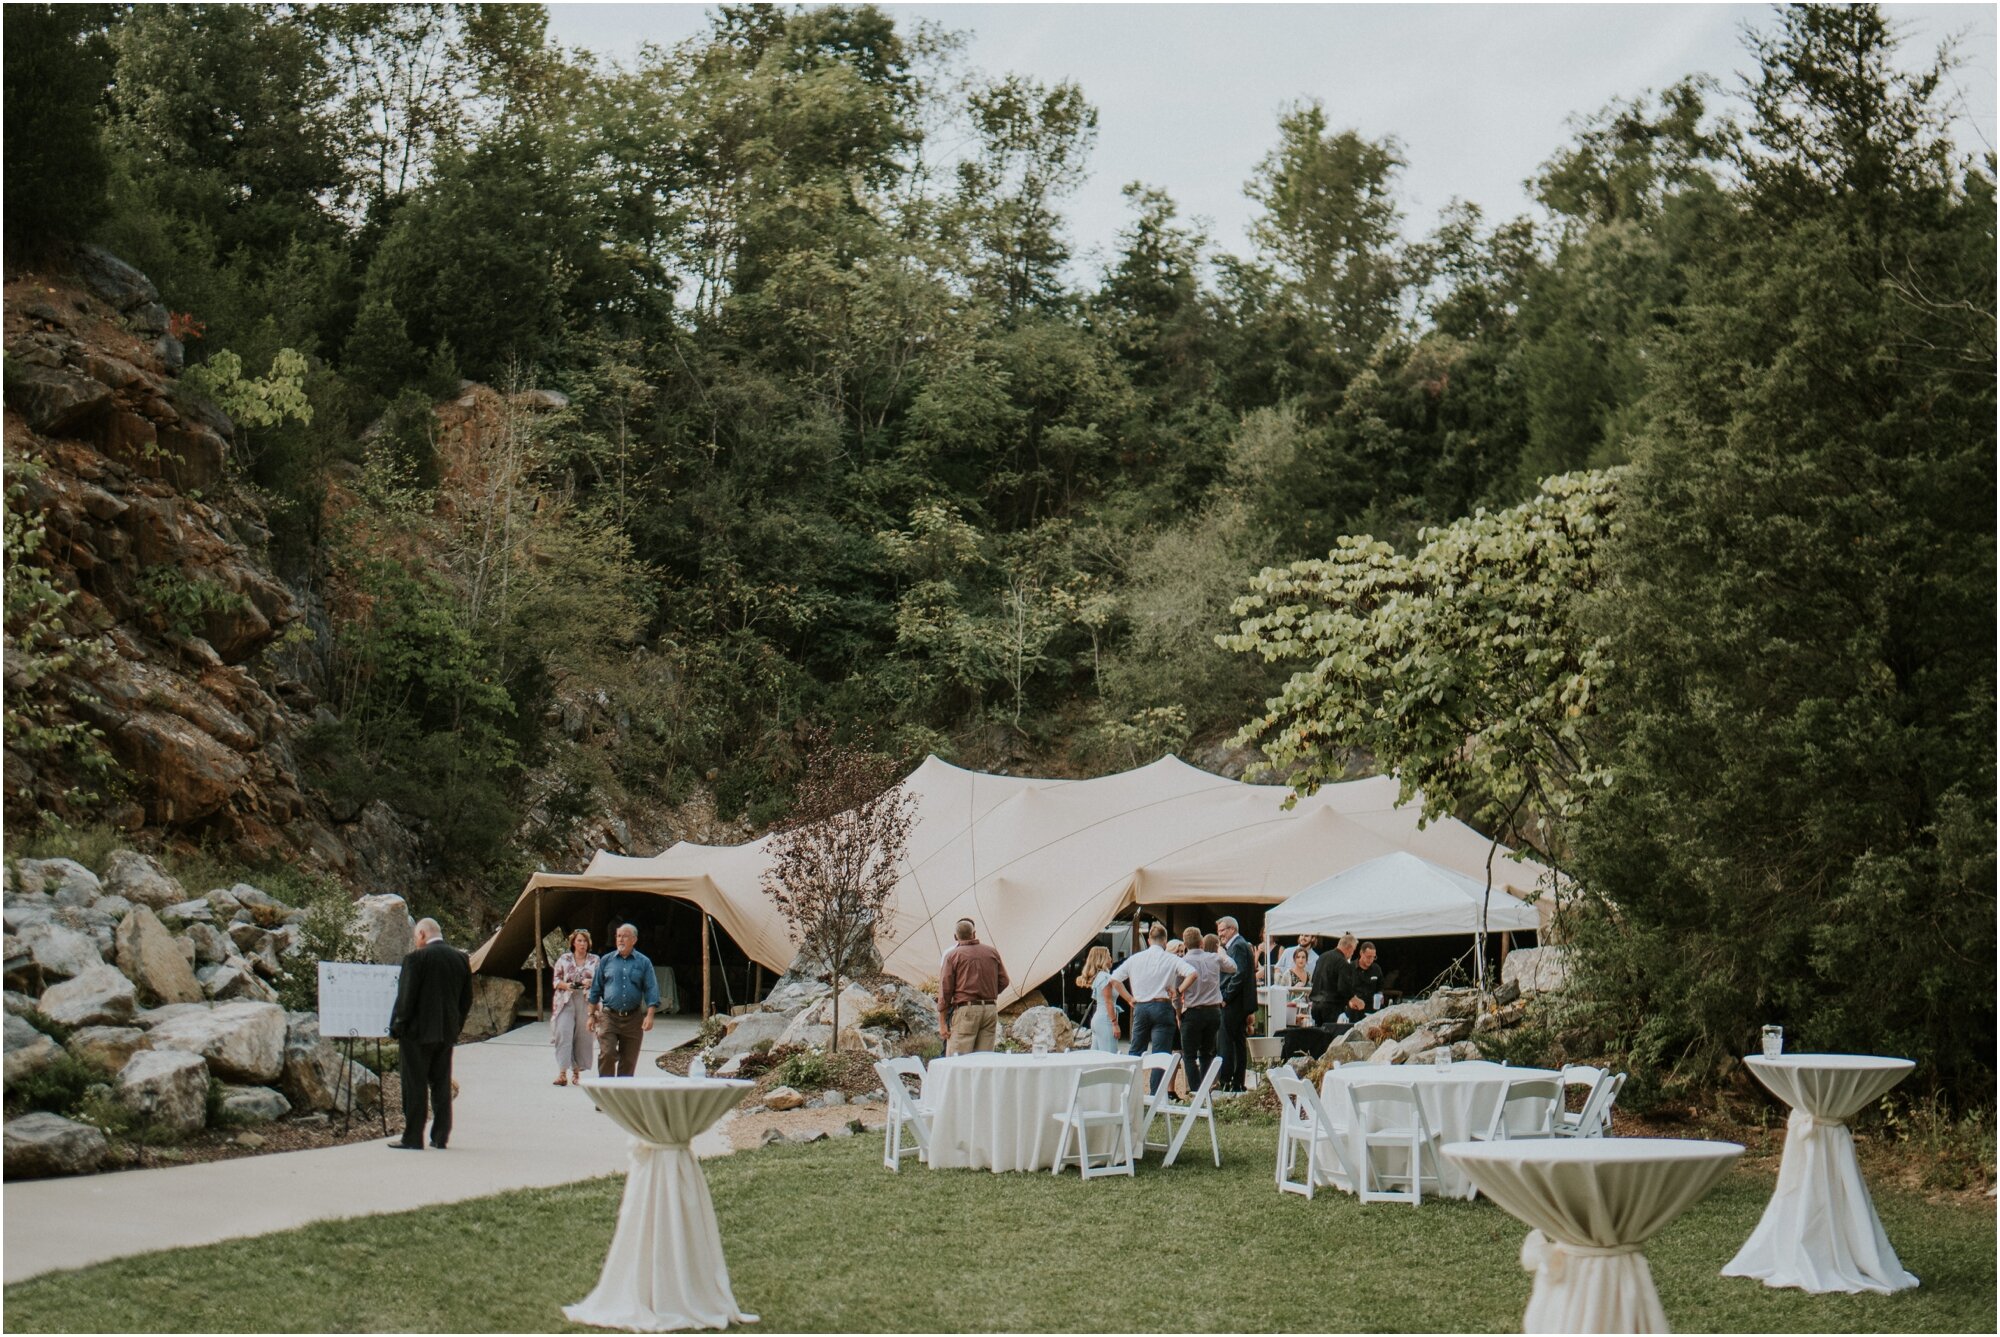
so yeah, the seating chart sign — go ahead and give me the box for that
[318,961,402,1038]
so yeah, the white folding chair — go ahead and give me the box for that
[873,1057,934,1171]
[1268,1068,1357,1199]
[1132,1051,1181,1151]
[1558,1070,1625,1138]
[1477,1076,1562,1142]
[1050,1065,1138,1179]
[1145,1055,1224,1167]
[1346,1080,1444,1206]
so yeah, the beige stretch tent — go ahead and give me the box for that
[470,755,1549,1008]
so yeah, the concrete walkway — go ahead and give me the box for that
[3,1016,714,1283]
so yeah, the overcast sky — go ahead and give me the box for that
[545,2,1998,271]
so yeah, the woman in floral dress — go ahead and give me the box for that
[551,929,599,1085]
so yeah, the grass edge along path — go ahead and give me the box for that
[4,1124,1993,1333]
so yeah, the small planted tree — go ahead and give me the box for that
[761,732,919,1052]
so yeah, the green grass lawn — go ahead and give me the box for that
[5,1123,1993,1333]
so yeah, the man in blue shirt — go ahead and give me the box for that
[588,922,661,1076]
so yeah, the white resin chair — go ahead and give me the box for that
[1132,1051,1181,1150]
[1050,1065,1139,1179]
[1557,1070,1626,1138]
[1346,1080,1444,1206]
[1144,1054,1225,1167]
[1268,1068,1357,1199]
[873,1057,933,1171]
[1477,1076,1562,1142]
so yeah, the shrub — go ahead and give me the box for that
[21,1009,73,1045]
[6,1053,113,1116]
[697,1015,727,1048]
[750,1038,775,1055]
[773,1046,831,1090]
[855,1007,904,1032]
[1376,1014,1417,1042]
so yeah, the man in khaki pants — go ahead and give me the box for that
[938,920,1009,1054]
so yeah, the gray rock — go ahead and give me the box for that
[4,1111,109,1178]
[827,1121,857,1138]
[4,1013,62,1083]
[95,895,133,920]
[75,244,161,311]
[4,895,55,934]
[8,860,53,896]
[115,905,205,1005]
[185,922,231,965]
[758,1127,786,1147]
[2,361,112,436]
[2,934,30,991]
[66,1025,149,1071]
[146,1000,285,1082]
[806,1089,848,1109]
[764,1085,806,1111]
[226,922,270,955]
[162,899,217,924]
[100,850,184,910]
[227,885,292,928]
[53,907,117,961]
[711,1009,792,1059]
[1492,979,1522,1008]
[130,1002,213,1030]
[785,1128,828,1145]
[3,989,36,1016]
[217,1084,291,1124]
[201,961,278,1004]
[1005,1005,1075,1052]
[1500,946,1570,996]
[1431,1017,1475,1045]
[38,859,102,907]
[1432,986,1483,1020]
[759,979,831,1014]
[38,965,138,1027]
[460,974,524,1043]
[118,1049,209,1137]
[347,894,414,964]
[278,1013,376,1113]
[18,921,105,981]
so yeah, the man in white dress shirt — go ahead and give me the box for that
[1111,923,1196,1092]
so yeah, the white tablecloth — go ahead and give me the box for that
[565,1077,755,1332]
[1446,1138,1743,1334]
[922,1051,1144,1172]
[1722,1053,1918,1294]
[1322,1061,1563,1199]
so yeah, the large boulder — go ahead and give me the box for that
[460,975,525,1043]
[147,1000,285,1082]
[198,960,279,1004]
[1005,1005,1076,1052]
[1500,946,1570,996]
[38,965,138,1027]
[764,1085,806,1111]
[66,1025,149,1071]
[18,921,106,981]
[348,894,414,964]
[4,1012,63,1083]
[130,1002,214,1030]
[100,850,184,911]
[759,977,832,1014]
[118,1049,210,1137]
[217,1084,290,1124]
[4,895,55,934]
[2,934,30,992]
[4,1111,109,1179]
[161,898,218,924]
[793,983,878,1031]
[115,905,205,1005]
[185,922,232,965]
[45,860,104,908]
[712,1010,793,1059]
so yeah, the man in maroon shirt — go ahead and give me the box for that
[938,920,1010,1054]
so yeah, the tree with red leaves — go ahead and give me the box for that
[760,732,919,1052]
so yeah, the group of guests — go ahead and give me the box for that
[1305,932,1386,1027]
[548,922,664,1082]
[1076,917,1262,1094]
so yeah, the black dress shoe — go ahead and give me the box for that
[388,1140,423,1150]
[429,1142,447,1150]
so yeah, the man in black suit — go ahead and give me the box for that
[1216,916,1258,1091]
[388,916,472,1150]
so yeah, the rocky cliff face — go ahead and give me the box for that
[3,249,420,893]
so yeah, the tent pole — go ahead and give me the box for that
[533,890,546,1023]
[701,910,712,1022]
[753,962,762,1004]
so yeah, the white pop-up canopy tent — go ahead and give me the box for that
[1265,851,1543,939]
[471,754,1549,1008]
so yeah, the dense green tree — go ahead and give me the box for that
[1567,6,1995,1104]
[2,5,113,256]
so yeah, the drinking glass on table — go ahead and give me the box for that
[1760,1025,1784,1058]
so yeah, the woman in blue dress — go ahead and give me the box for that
[1078,947,1128,1052]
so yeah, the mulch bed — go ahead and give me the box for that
[108,1074,407,1171]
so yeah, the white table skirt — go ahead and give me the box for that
[922,1052,1144,1172]
[1322,1061,1563,1199]
[566,1078,755,1332]
[1446,1138,1743,1334]
[1722,1053,1919,1295]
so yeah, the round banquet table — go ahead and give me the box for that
[565,1077,756,1332]
[1445,1138,1743,1334]
[921,1051,1144,1172]
[1321,1060,1564,1199]
[1721,1053,1919,1294]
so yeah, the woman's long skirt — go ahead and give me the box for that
[552,1000,594,1071]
